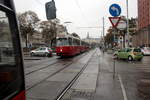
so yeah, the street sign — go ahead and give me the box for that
[109,17,121,28]
[117,19,127,30]
[109,4,121,17]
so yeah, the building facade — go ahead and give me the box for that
[133,0,150,47]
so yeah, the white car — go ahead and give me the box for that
[30,47,52,57]
[141,47,150,56]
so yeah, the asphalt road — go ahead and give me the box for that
[23,49,150,100]
[94,51,150,100]
[24,50,95,100]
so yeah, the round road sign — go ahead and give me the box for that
[109,4,122,17]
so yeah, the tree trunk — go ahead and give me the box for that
[25,34,28,52]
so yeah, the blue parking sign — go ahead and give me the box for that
[109,4,121,17]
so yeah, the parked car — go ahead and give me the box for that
[141,47,150,56]
[30,47,53,57]
[114,48,143,61]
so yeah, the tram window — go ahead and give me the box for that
[73,39,76,45]
[0,9,19,99]
[73,39,80,46]
[57,38,69,46]
[0,10,15,65]
[77,40,80,45]
[68,38,72,45]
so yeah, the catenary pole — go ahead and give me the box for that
[126,0,130,47]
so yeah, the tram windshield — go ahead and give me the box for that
[57,38,71,46]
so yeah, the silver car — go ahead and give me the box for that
[30,47,52,57]
[141,47,150,56]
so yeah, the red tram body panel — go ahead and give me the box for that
[56,46,81,56]
[56,46,75,56]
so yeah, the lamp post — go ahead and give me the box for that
[126,0,130,47]
[102,17,105,50]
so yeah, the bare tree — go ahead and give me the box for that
[18,11,40,48]
[40,20,57,47]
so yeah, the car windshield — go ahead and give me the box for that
[35,47,46,51]
[40,48,46,50]
[134,49,141,52]
[126,48,132,52]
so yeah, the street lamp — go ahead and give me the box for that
[126,0,130,47]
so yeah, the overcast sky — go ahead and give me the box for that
[14,0,137,39]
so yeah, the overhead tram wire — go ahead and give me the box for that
[73,0,89,25]
[34,0,45,6]
[34,0,100,31]
[34,0,88,25]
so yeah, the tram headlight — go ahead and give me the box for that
[60,49,62,52]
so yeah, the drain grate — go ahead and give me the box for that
[70,90,94,100]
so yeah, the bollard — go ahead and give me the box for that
[113,59,116,79]
[113,56,117,79]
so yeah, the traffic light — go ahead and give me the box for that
[45,0,56,20]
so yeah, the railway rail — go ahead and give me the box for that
[56,49,97,100]
[26,51,89,90]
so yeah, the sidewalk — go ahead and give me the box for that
[62,49,124,100]
[93,50,123,100]
[70,49,99,100]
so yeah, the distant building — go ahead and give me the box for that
[133,0,150,47]
[83,38,100,44]
[82,33,101,47]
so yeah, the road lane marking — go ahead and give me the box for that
[118,74,128,100]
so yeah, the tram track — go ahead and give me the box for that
[25,60,59,75]
[26,52,89,91]
[26,61,73,91]
[55,49,96,100]
[25,53,87,75]
[24,56,58,68]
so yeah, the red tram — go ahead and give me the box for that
[56,35,90,57]
[0,0,25,100]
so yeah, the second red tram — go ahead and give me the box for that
[56,35,89,57]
